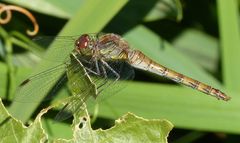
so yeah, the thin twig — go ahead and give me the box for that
[0,3,39,36]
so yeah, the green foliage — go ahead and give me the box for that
[0,99,47,142]
[0,0,239,142]
[0,99,173,142]
[217,0,240,91]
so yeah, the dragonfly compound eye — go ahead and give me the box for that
[76,34,89,49]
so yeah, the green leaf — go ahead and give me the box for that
[3,0,72,18]
[0,62,7,99]
[0,37,5,58]
[99,81,240,133]
[55,111,173,143]
[172,28,219,72]
[0,99,47,142]
[217,0,240,92]
[1,99,173,142]
[144,0,183,22]
[10,31,45,58]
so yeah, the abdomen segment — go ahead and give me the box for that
[128,50,231,101]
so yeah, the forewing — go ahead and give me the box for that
[13,64,67,103]
[32,36,79,63]
[13,35,80,103]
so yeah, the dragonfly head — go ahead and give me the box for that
[75,34,95,54]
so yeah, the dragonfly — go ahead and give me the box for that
[15,33,230,119]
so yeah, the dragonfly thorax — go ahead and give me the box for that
[97,33,130,61]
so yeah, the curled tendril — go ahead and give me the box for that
[0,3,39,36]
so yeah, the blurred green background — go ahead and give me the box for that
[0,0,239,142]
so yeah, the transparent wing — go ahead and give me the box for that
[54,54,135,121]
[13,58,96,103]
[13,64,67,103]
[31,36,79,63]
[32,36,79,47]
[13,35,82,103]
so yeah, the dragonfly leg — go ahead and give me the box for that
[94,57,101,74]
[101,64,107,78]
[100,59,120,80]
[84,67,99,75]
[80,58,102,76]
[79,59,109,96]
[96,64,109,94]
[95,60,120,95]
[80,58,91,64]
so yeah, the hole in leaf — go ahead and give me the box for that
[83,117,87,121]
[79,122,84,129]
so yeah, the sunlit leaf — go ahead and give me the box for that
[0,99,47,142]
[55,111,173,143]
[144,0,183,21]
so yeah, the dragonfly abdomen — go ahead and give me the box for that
[179,73,230,101]
[128,50,230,101]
